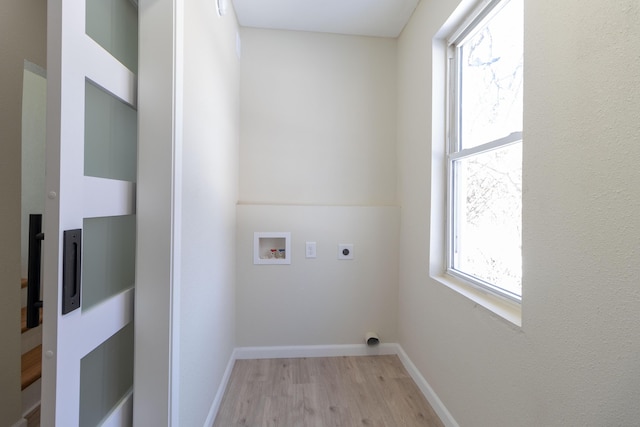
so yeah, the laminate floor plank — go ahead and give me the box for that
[21,344,42,390]
[213,355,444,427]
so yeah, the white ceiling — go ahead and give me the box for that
[231,0,420,38]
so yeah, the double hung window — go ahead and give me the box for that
[447,0,524,301]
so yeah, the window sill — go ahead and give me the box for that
[432,273,522,327]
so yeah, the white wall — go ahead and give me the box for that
[137,0,240,426]
[21,66,47,279]
[397,0,640,426]
[239,28,397,206]
[0,0,46,424]
[237,29,399,347]
[179,1,239,425]
[237,205,398,346]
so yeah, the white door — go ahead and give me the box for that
[42,0,138,425]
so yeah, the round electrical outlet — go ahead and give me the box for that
[338,244,354,260]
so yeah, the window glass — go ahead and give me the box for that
[448,0,523,300]
[459,0,523,150]
[86,0,138,74]
[452,143,522,296]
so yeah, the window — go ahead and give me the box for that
[447,0,523,301]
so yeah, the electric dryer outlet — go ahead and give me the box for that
[338,244,354,260]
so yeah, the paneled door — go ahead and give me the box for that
[42,0,138,425]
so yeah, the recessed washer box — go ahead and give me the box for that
[254,232,291,265]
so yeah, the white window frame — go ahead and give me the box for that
[445,0,523,303]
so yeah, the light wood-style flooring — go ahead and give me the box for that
[213,355,444,427]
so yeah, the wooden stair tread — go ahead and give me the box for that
[21,344,42,390]
[21,277,28,288]
[21,306,43,333]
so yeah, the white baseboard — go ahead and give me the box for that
[204,349,239,427]
[234,343,398,359]
[206,343,458,427]
[395,346,460,427]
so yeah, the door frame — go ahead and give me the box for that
[134,0,184,425]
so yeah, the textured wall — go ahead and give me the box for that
[239,28,397,206]
[397,0,640,425]
[237,29,400,348]
[136,1,240,425]
[21,67,47,279]
[0,0,46,424]
[236,205,399,346]
[179,0,240,425]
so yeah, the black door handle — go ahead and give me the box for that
[62,228,82,314]
[26,214,44,329]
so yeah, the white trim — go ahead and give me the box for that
[210,344,459,427]
[169,0,185,425]
[204,350,238,427]
[395,346,460,427]
[445,0,524,306]
[234,343,399,359]
[433,13,523,328]
[447,267,522,304]
[135,0,178,422]
[449,131,523,161]
[447,0,503,45]
[434,273,522,327]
